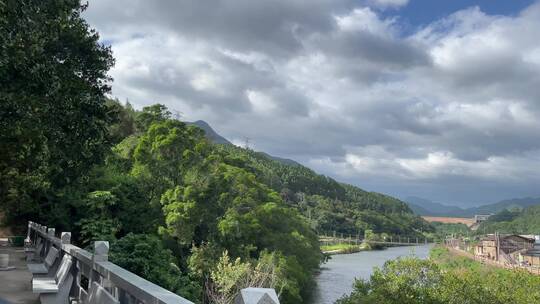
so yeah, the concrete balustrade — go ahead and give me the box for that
[27,221,281,304]
[27,221,195,304]
[235,288,280,304]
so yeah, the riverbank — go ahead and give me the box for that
[322,242,414,255]
[314,244,433,304]
[443,245,540,275]
[321,243,370,255]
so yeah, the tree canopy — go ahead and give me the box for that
[0,0,114,226]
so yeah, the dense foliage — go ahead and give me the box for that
[476,205,540,234]
[0,0,114,228]
[337,247,540,304]
[216,145,432,238]
[430,222,471,241]
[84,104,322,303]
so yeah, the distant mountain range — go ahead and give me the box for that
[405,196,540,217]
[187,120,299,166]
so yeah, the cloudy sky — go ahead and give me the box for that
[85,0,540,207]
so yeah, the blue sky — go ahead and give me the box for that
[85,0,540,206]
[393,0,535,28]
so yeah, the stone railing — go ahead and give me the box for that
[26,221,279,304]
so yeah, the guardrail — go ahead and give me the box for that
[26,221,281,304]
[27,221,194,304]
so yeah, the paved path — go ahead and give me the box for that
[0,240,39,304]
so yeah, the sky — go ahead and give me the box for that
[84,0,540,207]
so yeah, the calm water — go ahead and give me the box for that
[312,245,433,304]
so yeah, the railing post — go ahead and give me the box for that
[61,232,71,245]
[93,241,109,262]
[25,221,32,246]
[46,228,56,254]
[235,288,280,304]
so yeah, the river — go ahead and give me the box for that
[312,245,433,304]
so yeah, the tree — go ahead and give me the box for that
[135,104,172,132]
[206,251,284,304]
[337,249,540,304]
[77,191,120,245]
[132,119,209,205]
[110,234,200,302]
[0,0,115,227]
[107,99,137,144]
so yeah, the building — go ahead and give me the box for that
[474,234,535,262]
[520,240,540,266]
[474,214,491,223]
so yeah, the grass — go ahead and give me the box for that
[430,246,499,273]
[321,242,370,254]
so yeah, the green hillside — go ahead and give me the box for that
[405,196,540,218]
[477,205,540,234]
[216,145,432,237]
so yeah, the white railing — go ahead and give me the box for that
[27,221,194,304]
[26,221,280,304]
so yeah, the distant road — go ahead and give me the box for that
[422,216,476,227]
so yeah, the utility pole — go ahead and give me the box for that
[495,231,501,262]
[243,136,251,150]
[172,109,182,120]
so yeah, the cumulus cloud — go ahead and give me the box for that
[85,1,540,205]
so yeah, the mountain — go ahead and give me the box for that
[217,144,432,237]
[405,197,469,217]
[405,196,540,217]
[259,152,300,166]
[187,120,232,145]
[472,197,540,215]
[188,120,300,166]
[188,120,431,236]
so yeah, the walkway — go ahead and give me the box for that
[0,239,39,304]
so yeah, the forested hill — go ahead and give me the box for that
[405,196,540,217]
[215,145,432,237]
[186,120,232,145]
[477,205,540,234]
[180,119,430,238]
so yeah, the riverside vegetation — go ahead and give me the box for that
[336,246,540,304]
[0,1,431,303]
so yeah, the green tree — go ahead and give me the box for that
[132,119,209,205]
[77,191,120,245]
[110,234,200,302]
[135,103,172,132]
[0,0,114,227]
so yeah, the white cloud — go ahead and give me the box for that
[335,8,396,36]
[85,1,540,204]
[246,90,277,114]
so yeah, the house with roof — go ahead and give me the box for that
[519,237,540,266]
[474,234,535,262]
